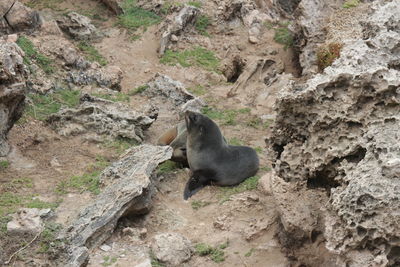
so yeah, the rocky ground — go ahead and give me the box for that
[0,0,399,266]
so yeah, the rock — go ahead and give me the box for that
[0,40,27,156]
[143,73,194,106]
[159,5,200,56]
[135,259,152,267]
[259,173,272,195]
[248,25,260,43]
[151,233,193,266]
[99,244,112,252]
[67,65,122,90]
[180,97,206,115]
[63,145,173,266]
[7,208,46,235]
[268,1,400,265]
[6,34,18,43]
[57,12,100,40]
[100,0,123,15]
[3,1,41,33]
[47,94,155,144]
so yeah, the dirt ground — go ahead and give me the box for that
[1,0,301,266]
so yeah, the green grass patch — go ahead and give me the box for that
[117,0,161,31]
[150,251,165,267]
[56,156,109,195]
[77,41,108,66]
[129,85,149,95]
[26,90,81,121]
[16,36,55,74]
[38,222,63,253]
[187,85,206,96]
[255,147,263,153]
[188,1,202,8]
[260,166,271,172]
[0,160,9,170]
[317,42,343,71]
[195,241,228,263]
[219,175,260,203]
[157,160,179,174]
[26,0,63,10]
[343,0,359,8]
[92,92,130,102]
[102,256,118,266]
[244,248,255,257]
[265,21,293,49]
[201,106,249,125]
[195,15,210,36]
[160,1,183,15]
[229,137,243,146]
[191,200,211,210]
[160,47,220,72]
[103,137,138,154]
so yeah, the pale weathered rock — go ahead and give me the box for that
[63,144,173,266]
[268,1,400,265]
[0,40,27,156]
[47,94,155,143]
[159,5,199,55]
[57,12,100,40]
[67,65,122,90]
[151,232,193,266]
[4,1,41,32]
[143,73,194,106]
[7,208,47,235]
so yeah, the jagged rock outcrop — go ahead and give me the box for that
[100,0,123,15]
[143,73,194,106]
[159,5,199,56]
[0,1,41,34]
[0,39,27,156]
[47,94,155,143]
[67,65,122,90]
[268,1,400,265]
[63,144,173,267]
[57,12,100,41]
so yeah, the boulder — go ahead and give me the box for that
[2,1,41,33]
[100,0,123,15]
[0,40,27,156]
[7,208,50,235]
[151,232,193,266]
[67,65,122,90]
[268,1,400,265]
[159,5,199,56]
[63,144,173,266]
[57,12,100,41]
[47,94,155,143]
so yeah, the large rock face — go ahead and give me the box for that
[268,1,400,266]
[0,40,27,156]
[1,1,41,34]
[63,145,173,267]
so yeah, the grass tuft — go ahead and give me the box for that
[195,241,228,262]
[77,41,108,66]
[118,0,161,31]
[160,47,220,72]
[219,176,260,203]
[191,200,211,210]
[26,90,81,121]
[0,160,9,170]
[343,0,359,8]
[187,85,206,96]
[157,160,179,174]
[201,106,250,126]
[92,92,130,102]
[195,15,210,36]
[102,256,118,266]
[317,42,343,71]
[38,222,63,253]
[188,1,202,8]
[16,36,55,74]
[103,137,138,154]
[129,85,149,95]
[244,248,255,257]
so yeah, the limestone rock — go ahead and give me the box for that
[151,233,193,266]
[0,40,27,156]
[57,12,100,41]
[63,144,173,266]
[159,5,199,56]
[3,1,41,33]
[67,65,122,90]
[143,73,194,106]
[268,1,400,264]
[47,94,155,143]
[7,208,48,235]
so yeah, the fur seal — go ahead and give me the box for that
[183,111,259,199]
[157,121,188,165]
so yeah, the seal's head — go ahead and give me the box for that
[184,111,223,145]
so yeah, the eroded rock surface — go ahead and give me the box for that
[151,232,193,266]
[57,12,100,41]
[1,1,41,34]
[67,65,122,90]
[7,208,50,235]
[63,144,173,267]
[268,1,400,265]
[0,40,27,156]
[47,94,154,143]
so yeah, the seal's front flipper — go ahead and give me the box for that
[183,169,214,200]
